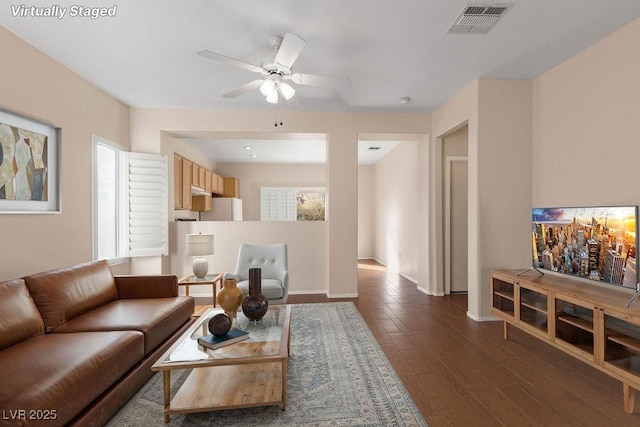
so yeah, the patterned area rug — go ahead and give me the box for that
[108,302,427,426]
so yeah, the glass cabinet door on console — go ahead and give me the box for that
[492,277,515,320]
[519,285,548,337]
[554,295,596,361]
[602,309,640,379]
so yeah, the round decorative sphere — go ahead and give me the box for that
[208,313,232,336]
[241,295,269,321]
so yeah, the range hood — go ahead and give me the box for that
[191,185,210,196]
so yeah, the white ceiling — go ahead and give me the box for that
[180,136,401,165]
[3,0,640,163]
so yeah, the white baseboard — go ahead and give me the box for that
[417,286,444,296]
[327,292,359,298]
[288,290,328,295]
[466,312,501,322]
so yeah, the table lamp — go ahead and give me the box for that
[185,233,214,278]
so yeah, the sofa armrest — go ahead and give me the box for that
[114,275,178,299]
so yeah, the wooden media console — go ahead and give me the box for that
[491,269,640,414]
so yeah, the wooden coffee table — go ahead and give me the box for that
[151,305,291,422]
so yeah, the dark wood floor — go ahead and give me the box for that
[202,259,640,426]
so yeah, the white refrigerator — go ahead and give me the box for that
[201,198,243,221]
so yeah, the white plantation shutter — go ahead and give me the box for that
[120,152,168,257]
[260,187,296,221]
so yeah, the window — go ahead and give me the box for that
[261,187,326,221]
[296,191,326,221]
[94,136,122,261]
[93,135,168,263]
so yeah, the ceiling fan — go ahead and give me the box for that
[197,33,349,105]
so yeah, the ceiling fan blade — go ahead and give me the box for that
[290,73,350,89]
[222,79,264,98]
[274,33,306,69]
[197,49,264,74]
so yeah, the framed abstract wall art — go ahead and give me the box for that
[0,109,60,213]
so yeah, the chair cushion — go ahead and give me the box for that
[235,243,288,281]
[0,279,44,350]
[51,297,194,354]
[237,279,284,300]
[0,331,143,426]
[23,260,119,332]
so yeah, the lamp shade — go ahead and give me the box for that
[186,233,214,256]
[279,82,295,100]
[266,90,279,104]
[260,79,276,96]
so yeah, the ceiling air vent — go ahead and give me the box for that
[447,3,513,34]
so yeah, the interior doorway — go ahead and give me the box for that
[445,157,468,293]
[441,125,469,294]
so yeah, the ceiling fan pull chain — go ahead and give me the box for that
[274,101,283,127]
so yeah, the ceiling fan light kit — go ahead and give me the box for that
[259,79,276,96]
[266,90,279,104]
[279,82,295,100]
[197,32,349,106]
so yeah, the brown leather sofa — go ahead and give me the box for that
[0,260,195,426]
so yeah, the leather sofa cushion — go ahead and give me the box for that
[24,260,119,332]
[52,296,194,354]
[237,279,284,300]
[0,331,143,426]
[0,279,44,351]
[115,274,178,298]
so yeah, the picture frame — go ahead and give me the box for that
[0,108,61,213]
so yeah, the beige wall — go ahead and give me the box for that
[476,79,533,318]
[170,221,327,295]
[533,17,640,208]
[357,165,374,258]
[130,109,431,297]
[215,163,326,221]
[373,142,419,282]
[0,26,131,280]
[442,125,468,158]
[431,79,533,319]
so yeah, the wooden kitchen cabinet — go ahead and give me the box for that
[210,172,224,195]
[181,158,192,210]
[223,177,240,198]
[192,164,200,188]
[205,170,213,193]
[174,154,193,210]
[173,154,182,209]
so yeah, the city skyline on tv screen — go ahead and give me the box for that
[532,206,638,289]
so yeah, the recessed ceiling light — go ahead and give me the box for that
[244,145,252,150]
[250,154,258,158]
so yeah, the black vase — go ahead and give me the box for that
[242,268,268,321]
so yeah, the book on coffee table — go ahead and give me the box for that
[197,329,249,350]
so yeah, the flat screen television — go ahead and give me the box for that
[531,205,638,289]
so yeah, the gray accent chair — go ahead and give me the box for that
[224,243,289,305]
